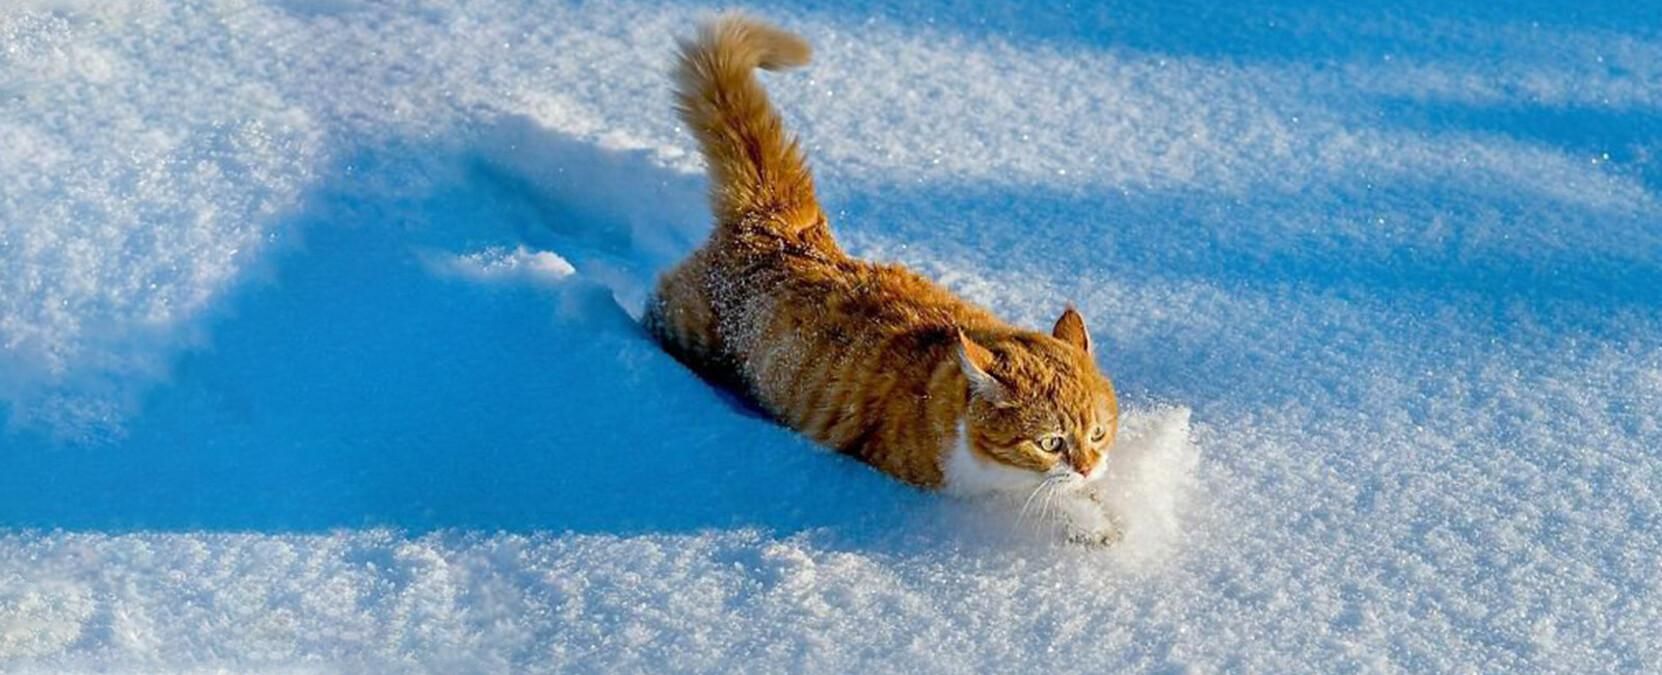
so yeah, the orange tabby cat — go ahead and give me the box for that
[645,15,1119,532]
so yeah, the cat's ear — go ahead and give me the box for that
[955,330,1006,401]
[1052,305,1091,353]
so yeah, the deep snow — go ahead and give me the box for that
[2,0,1659,671]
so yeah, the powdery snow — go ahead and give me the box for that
[2,0,1659,671]
[426,247,578,285]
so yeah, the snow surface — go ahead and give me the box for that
[2,0,1660,671]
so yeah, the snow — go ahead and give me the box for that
[2,0,1659,671]
[425,247,578,285]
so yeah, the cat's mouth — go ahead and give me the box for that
[1045,468,1096,489]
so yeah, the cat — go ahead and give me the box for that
[644,15,1120,541]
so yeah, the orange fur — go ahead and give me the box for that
[645,15,1118,490]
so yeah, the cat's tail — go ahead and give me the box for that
[675,15,828,245]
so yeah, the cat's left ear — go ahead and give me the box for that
[1052,305,1091,353]
[955,329,1007,402]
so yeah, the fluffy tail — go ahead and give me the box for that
[675,15,825,240]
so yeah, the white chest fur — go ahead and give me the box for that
[940,421,1045,496]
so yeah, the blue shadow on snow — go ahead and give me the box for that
[0,120,931,538]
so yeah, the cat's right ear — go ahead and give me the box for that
[1052,305,1091,353]
[955,330,1006,402]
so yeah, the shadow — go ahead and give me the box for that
[834,176,1662,315]
[0,120,932,538]
[264,0,1659,67]
[743,0,1658,65]
[1371,99,1662,193]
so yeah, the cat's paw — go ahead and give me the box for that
[1053,490,1123,547]
[1065,524,1124,548]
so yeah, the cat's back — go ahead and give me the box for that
[772,252,999,336]
[720,251,986,477]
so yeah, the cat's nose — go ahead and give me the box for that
[1072,456,1097,477]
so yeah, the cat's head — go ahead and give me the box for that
[956,308,1118,484]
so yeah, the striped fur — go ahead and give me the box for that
[644,15,1118,490]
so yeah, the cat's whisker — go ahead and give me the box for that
[1039,481,1062,532]
[1020,476,1063,526]
[1017,476,1064,532]
[1050,482,1079,538]
[1017,481,1048,526]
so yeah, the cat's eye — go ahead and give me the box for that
[1089,426,1106,443]
[1037,436,1065,453]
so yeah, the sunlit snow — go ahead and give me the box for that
[2,0,1658,671]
